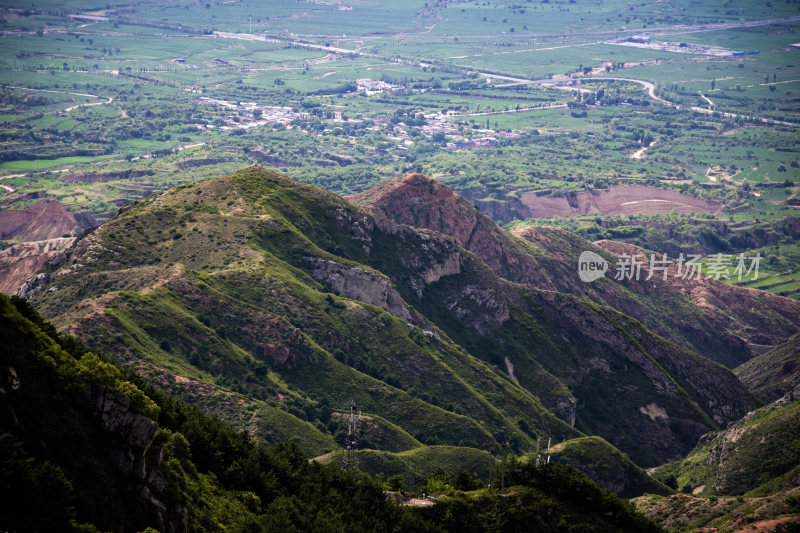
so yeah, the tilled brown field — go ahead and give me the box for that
[520,185,723,218]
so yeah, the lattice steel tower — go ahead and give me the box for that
[342,400,362,470]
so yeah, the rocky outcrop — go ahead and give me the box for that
[87,383,159,471]
[444,283,510,334]
[307,257,412,321]
[0,237,74,294]
[349,173,552,288]
[654,384,800,497]
[0,200,96,295]
[707,385,800,494]
[85,382,183,532]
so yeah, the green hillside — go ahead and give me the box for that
[0,292,665,532]
[315,445,495,490]
[546,436,673,498]
[652,387,800,497]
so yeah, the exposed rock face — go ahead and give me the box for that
[308,257,412,321]
[349,173,552,288]
[444,283,510,334]
[0,200,96,294]
[88,383,159,464]
[85,382,183,532]
[0,237,75,293]
[350,174,480,244]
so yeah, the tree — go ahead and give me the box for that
[387,474,404,491]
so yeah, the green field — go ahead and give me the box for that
[0,154,116,171]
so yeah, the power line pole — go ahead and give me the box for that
[342,400,361,471]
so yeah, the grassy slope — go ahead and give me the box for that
[315,445,495,490]
[30,166,576,457]
[652,390,800,497]
[547,436,673,498]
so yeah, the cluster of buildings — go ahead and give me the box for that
[196,97,308,131]
[383,114,525,151]
[195,93,524,154]
[356,78,403,95]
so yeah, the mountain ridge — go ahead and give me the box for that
[23,166,756,467]
[350,172,800,368]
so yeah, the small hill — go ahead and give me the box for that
[315,445,495,489]
[735,333,800,401]
[423,461,664,533]
[546,436,672,498]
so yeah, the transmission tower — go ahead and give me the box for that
[342,400,362,470]
[483,440,511,491]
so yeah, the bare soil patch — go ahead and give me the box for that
[520,185,722,218]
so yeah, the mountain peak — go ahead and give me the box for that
[349,172,481,247]
[400,172,440,185]
[349,172,459,212]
